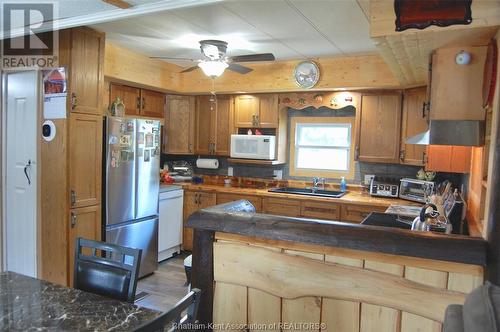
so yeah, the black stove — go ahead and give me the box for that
[361,212,412,230]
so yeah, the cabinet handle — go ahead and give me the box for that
[188,143,193,153]
[422,102,430,118]
[195,193,199,205]
[71,93,77,110]
[70,189,76,206]
[136,97,141,110]
[71,212,77,228]
[255,114,260,126]
[142,97,145,109]
[304,206,336,214]
[422,151,427,165]
[354,146,360,160]
[399,150,405,161]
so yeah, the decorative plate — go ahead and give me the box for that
[294,61,320,89]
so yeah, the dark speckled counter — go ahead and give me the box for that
[0,272,160,331]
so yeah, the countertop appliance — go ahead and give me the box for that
[169,161,193,182]
[103,116,161,278]
[411,203,452,234]
[369,176,399,198]
[443,191,467,235]
[158,186,184,262]
[399,178,435,203]
[230,134,276,160]
[361,212,412,230]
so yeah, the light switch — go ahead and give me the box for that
[228,167,234,176]
[273,170,283,180]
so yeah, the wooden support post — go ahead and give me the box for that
[191,229,215,329]
[486,100,500,284]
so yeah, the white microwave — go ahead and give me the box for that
[230,134,276,160]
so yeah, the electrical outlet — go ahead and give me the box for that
[228,167,234,177]
[273,170,283,180]
[364,174,375,185]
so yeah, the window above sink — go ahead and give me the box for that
[289,117,356,179]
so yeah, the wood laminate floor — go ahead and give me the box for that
[135,252,190,312]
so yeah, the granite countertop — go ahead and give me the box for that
[0,272,160,331]
[177,183,419,207]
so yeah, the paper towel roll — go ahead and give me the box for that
[196,158,219,169]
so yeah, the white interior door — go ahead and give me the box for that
[4,71,38,277]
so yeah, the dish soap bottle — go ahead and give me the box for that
[340,177,347,192]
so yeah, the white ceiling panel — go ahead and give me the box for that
[289,0,376,54]
[92,0,377,66]
[222,0,341,59]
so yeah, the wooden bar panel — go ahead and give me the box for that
[213,282,247,331]
[248,289,281,332]
[282,250,323,332]
[361,261,404,332]
[214,242,466,322]
[448,272,484,293]
[401,267,448,332]
[322,255,363,332]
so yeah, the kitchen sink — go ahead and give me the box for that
[268,187,346,198]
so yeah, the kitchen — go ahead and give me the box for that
[0,0,499,331]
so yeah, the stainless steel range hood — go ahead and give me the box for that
[406,120,485,146]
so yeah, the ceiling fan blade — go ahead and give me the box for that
[150,56,197,61]
[227,63,253,74]
[181,66,199,73]
[230,53,275,62]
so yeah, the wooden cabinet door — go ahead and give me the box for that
[198,192,217,209]
[300,201,341,220]
[182,191,216,251]
[426,145,471,173]
[401,88,428,166]
[214,96,231,156]
[195,95,214,155]
[341,204,387,223]
[69,114,102,208]
[109,84,140,116]
[263,198,301,217]
[70,28,104,115]
[165,95,195,154]
[68,205,101,285]
[182,191,199,251]
[258,94,279,128]
[358,94,401,163]
[234,95,259,127]
[216,193,262,212]
[140,89,165,118]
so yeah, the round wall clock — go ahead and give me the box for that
[294,61,320,89]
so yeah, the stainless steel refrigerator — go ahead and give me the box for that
[103,116,160,277]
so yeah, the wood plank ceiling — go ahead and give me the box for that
[369,0,500,87]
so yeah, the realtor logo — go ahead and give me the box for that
[2,2,58,68]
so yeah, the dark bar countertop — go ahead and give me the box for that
[0,272,160,331]
[187,200,487,266]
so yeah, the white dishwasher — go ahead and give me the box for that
[158,186,184,262]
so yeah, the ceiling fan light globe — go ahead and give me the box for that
[198,61,228,77]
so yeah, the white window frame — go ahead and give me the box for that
[289,117,356,179]
[294,123,352,172]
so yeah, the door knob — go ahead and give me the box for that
[23,159,31,185]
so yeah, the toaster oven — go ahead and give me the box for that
[399,178,435,203]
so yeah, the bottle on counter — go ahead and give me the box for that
[340,177,347,192]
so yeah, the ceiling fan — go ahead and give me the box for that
[151,40,275,78]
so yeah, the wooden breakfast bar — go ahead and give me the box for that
[188,200,487,332]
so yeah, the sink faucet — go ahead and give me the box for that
[312,177,326,192]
